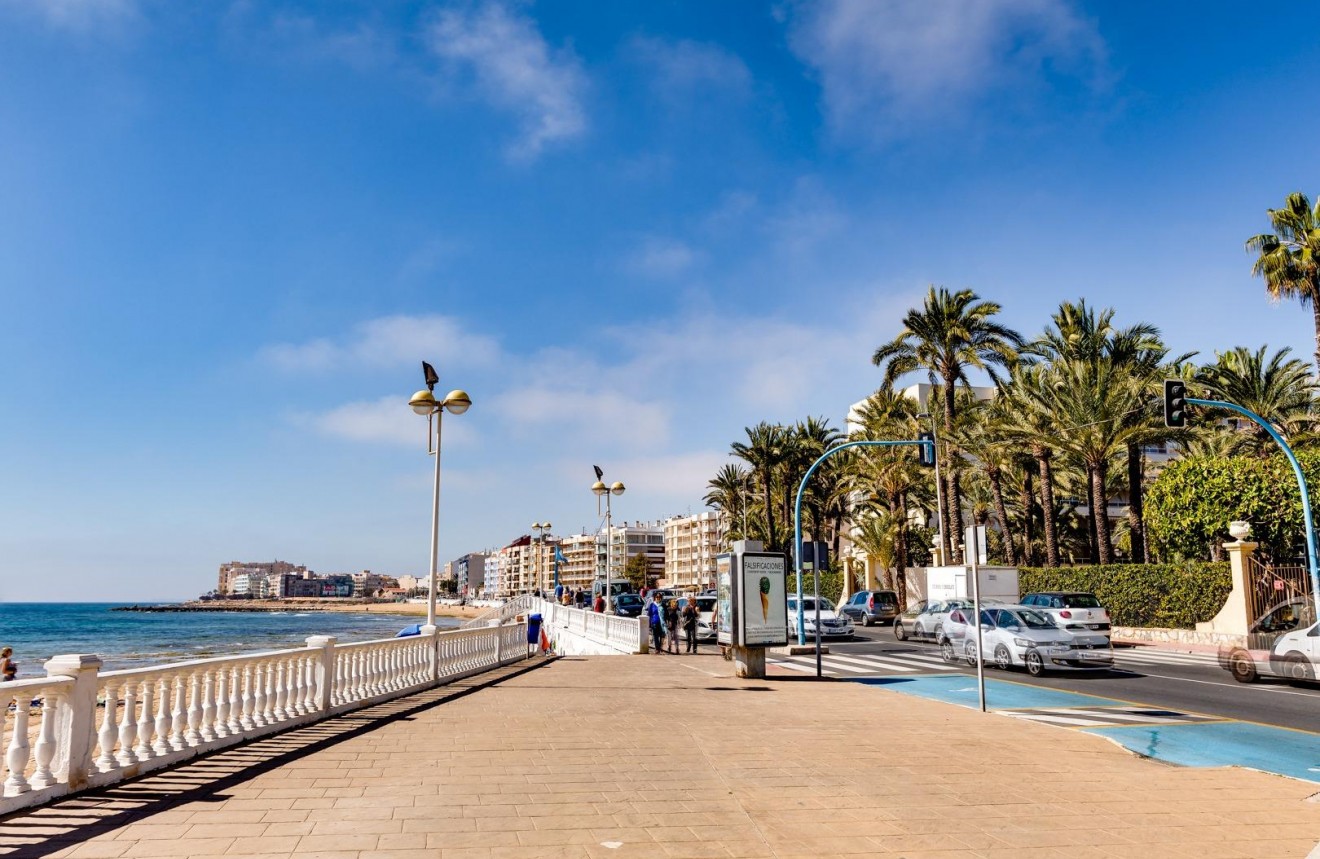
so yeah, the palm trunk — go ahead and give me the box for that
[1019,468,1035,566]
[1126,441,1146,564]
[1312,300,1320,374]
[762,476,776,552]
[1034,446,1060,567]
[1091,461,1114,565]
[988,466,1016,566]
[947,468,965,564]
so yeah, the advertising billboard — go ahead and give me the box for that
[716,554,734,646]
[738,552,787,647]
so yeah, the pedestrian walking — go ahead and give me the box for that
[1,647,16,682]
[664,599,680,653]
[647,597,665,653]
[593,593,605,613]
[681,598,699,653]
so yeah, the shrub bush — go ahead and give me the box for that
[1017,562,1231,629]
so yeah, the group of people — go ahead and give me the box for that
[645,594,701,654]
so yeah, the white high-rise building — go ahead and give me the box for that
[599,520,665,586]
[663,511,722,590]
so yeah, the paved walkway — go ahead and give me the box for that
[3,652,1319,859]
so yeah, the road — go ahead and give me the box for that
[769,627,1320,734]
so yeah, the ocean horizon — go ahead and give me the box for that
[0,602,461,675]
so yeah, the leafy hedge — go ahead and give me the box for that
[1145,451,1320,561]
[1018,563,1231,629]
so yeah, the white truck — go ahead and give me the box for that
[924,565,1020,604]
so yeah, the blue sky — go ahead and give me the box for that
[3,0,1319,601]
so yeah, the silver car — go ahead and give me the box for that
[962,606,1113,676]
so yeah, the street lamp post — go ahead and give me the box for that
[592,473,625,612]
[409,362,471,631]
[532,521,553,596]
[916,412,947,565]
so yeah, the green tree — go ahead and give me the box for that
[623,553,653,591]
[732,422,789,552]
[704,463,751,547]
[871,286,1024,563]
[1246,192,1320,370]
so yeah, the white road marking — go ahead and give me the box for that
[814,653,919,672]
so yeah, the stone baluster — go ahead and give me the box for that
[116,679,138,766]
[196,667,215,744]
[239,664,255,731]
[134,678,154,761]
[211,668,228,739]
[268,661,284,722]
[153,674,173,757]
[169,673,188,751]
[267,659,282,721]
[289,657,306,716]
[29,689,59,789]
[96,680,119,772]
[184,671,203,746]
[227,666,243,735]
[251,663,267,727]
[5,692,33,794]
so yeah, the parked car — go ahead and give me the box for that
[966,606,1112,676]
[677,595,718,641]
[1021,592,1112,635]
[892,600,928,640]
[918,599,1005,644]
[612,593,645,618]
[786,596,855,639]
[1218,598,1319,684]
[839,589,901,627]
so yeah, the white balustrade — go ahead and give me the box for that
[531,598,647,654]
[1,622,526,817]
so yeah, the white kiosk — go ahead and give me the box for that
[716,540,789,678]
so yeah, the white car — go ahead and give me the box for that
[1020,592,1112,637]
[786,596,855,640]
[1219,599,1319,683]
[958,606,1113,676]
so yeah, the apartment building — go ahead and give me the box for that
[450,553,486,596]
[600,520,665,584]
[557,533,598,592]
[494,535,556,597]
[662,511,722,590]
[216,560,307,596]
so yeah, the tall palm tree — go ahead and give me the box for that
[850,511,900,591]
[999,364,1062,566]
[954,397,1018,566]
[1194,345,1318,455]
[872,286,1024,562]
[704,463,751,545]
[1246,193,1320,371]
[787,417,845,550]
[732,422,789,552]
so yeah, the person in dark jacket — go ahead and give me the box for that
[646,598,665,653]
[681,599,700,653]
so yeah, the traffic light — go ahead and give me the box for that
[1164,379,1187,428]
[917,432,936,467]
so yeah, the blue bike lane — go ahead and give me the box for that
[859,674,1320,784]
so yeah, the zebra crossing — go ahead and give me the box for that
[1001,705,1221,727]
[767,645,1222,677]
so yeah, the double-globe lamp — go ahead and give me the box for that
[409,377,471,630]
[592,478,625,610]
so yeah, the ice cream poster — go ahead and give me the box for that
[739,553,787,646]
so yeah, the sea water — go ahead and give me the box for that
[0,603,462,675]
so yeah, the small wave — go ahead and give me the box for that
[293,613,310,617]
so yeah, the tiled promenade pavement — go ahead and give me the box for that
[3,652,1319,859]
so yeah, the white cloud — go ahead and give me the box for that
[785,0,1105,137]
[609,451,736,498]
[629,36,751,98]
[293,395,477,448]
[260,12,396,70]
[425,1,587,160]
[491,386,670,449]
[262,314,501,373]
[624,236,698,278]
[1,0,136,33]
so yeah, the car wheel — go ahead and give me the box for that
[861,614,871,627]
[993,645,1012,671]
[894,621,907,641]
[1227,649,1257,683]
[1024,650,1045,677]
[1284,652,1314,683]
[933,622,943,642]
[964,641,978,667]
[940,639,956,663]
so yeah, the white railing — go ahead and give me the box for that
[461,594,535,629]
[0,624,527,816]
[534,599,647,655]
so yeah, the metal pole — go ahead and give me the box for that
[1188,397,1320,620]
[794,439,933,646]
[605,496,612,613]
[426,412,444,630]
[813,564,822,677]
[969,530,985,713]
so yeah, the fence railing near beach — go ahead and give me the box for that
[460,594,536,629]
[0,623,528,815]
[534,599,647,655]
